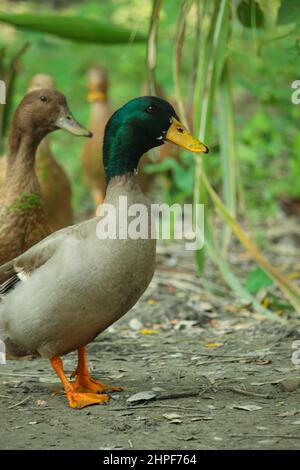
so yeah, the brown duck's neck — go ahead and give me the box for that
[5,126,42,193]
[36,137,52,160]
[88,101,111,138]
[90,99,109,116]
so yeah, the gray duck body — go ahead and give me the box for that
[0,174,156,358]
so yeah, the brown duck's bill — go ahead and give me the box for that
[55,108,92,137]
[166,117,209,153]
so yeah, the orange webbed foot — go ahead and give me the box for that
[72,372,122,394]
[67,391,109,409]
[50,355,110,409]
[71,347,123,394]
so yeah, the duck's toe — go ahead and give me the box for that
[67,391,109,409]
[73,374,122,394]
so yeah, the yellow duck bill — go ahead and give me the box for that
[55,108,93,137]
[166,117,209,153]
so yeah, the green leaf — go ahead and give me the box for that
[142,158,175,174]
[278,0,300,25]
[245,267,274,294]
[218,62,238,251]
[143,157,194,193]
[236,0,264,28]
[0,12,146,45]
[257,0,281,28]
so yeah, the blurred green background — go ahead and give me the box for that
[2,0,300,313]
[1,0,300,222]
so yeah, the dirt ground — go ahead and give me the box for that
[1,227,300,450]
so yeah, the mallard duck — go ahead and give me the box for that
[81,66,112,207]
[0,96,208,409]
[0,74,74,232]
[29,74,74,232]
[0,89,91,264]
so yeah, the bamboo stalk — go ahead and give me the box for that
[146,0,164,96]
[0,43,29,151]
[218,60,237,252]
[193,0,230,271]
[173,0,192,129]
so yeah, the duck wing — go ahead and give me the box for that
[0,219,93,297]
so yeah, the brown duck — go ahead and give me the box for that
[81,66,112,207]
[0,74,74,232]
[0,88,91,264]
[29,74,74,231]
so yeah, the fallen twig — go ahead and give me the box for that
[176,350,275,359]
[8,396,30,409]
[231,434,299,440]
[107,403,206,412]
[0,371,41,378]
[223,386,271,399]
[156,390,201,401]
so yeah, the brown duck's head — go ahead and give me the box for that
[27,73,56,92]
[13,89,92,141]
[87,66,108,102]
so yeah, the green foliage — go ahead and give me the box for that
[7,192,44,215]
[237,1,264,29]
[278,0,300,25]
[245,267,274,294]
[143,155,194,203]
[237,0,281,29]
[0,43,29,152]
[0,0,299,313]
[0,11,146,45]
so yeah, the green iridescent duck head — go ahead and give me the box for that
[103,96,209,183]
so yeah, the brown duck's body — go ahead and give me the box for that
[0,136,51,264]
[0,88,90,265]
[81,66,112,207]
[81,97,112,206]
[0,139,73,234]
[35,138,73,231]
[0,74,73,233]
[24,74,73,231]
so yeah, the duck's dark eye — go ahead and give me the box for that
[40,96,48,103]
[146,105,157,114]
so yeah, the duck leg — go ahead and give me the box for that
[50,356,109,408]
[71,346,122,393]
